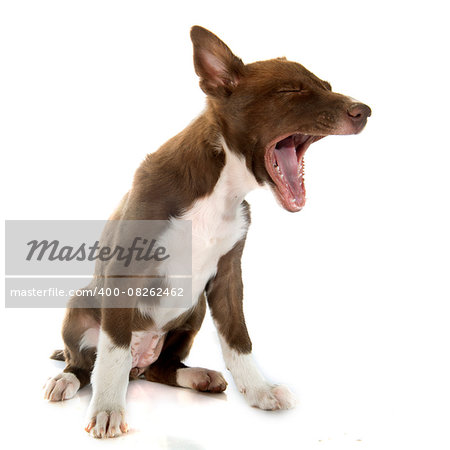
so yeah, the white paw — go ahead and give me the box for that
[85,409,128,439]
[44,372,80,401]
[176,367,228,392]
[241,383,296,410]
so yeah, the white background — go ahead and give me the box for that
[1,1,449,449]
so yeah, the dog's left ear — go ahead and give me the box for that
[190,26,245,97]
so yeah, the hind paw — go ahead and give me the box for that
[176,367,227,392]
[44,372,80,401]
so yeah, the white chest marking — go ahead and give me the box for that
[138,138,259,329]
[184,143,258,300]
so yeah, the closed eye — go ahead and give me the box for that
[277,89,309,94]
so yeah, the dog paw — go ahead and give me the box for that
[242,383,296,410]
[44,372,80,401]
[85,410,128,439]
[176,367,228,393]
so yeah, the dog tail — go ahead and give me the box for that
[50,349,65,361]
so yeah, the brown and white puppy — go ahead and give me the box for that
[44,26,371,438]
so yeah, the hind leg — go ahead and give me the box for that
[45,307,99,401]
[143,295,227,393]
[143,330,227,393]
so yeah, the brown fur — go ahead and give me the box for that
[58,307,100,388]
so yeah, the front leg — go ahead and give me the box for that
[85,308,132,438]
[206,239,296,410]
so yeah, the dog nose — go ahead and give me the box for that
[347,103,372,123]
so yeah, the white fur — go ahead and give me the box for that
[218,333,296,410]
[138,138,259,329]
[86,329,131,437]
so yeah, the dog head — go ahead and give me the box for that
[191,26,371,212]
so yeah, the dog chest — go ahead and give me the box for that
[139,144,257,329]
[180,147,257,302]
[187,196,248,298]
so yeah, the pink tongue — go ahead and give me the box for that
[274,137,302,201]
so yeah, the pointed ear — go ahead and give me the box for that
[190,26,245,97]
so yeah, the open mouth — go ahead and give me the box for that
[264,133,323,212]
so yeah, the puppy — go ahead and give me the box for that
[44,26,371,438]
